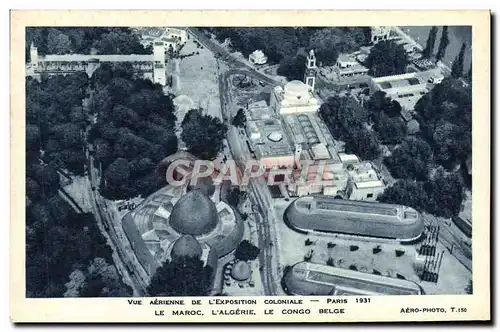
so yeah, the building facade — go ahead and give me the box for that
[370,72,429,111]
[28,42,168,86]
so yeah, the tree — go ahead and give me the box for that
[226,187,246,207]
[378,171,465,218]
[378,179,428,212]
[423,26,438,59]
[234,240,260,261]
[148,257,213,296]
[232,108,247,128]
[365,91,402,118]
[426,171,465,218]
[365,40,408,77]
[373,114,407,145]
[104,157,130,188]
[451,42,467,78]
[385,137,433,181]
[435,27,450,62]
[307,28,368,66]
[181,109,227,160]
[432,120,471,169]
[47,28,72,54]
[277,55,306,81]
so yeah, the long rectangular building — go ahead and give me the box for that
[284,262,423,296]
[284,196,425,241]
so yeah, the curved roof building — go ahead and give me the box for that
[284,196,424,241]
[170,235,203,260]
[283,262,423,296]
[231,261,252,281]
[170,190,219,236]
[121,185,244,277]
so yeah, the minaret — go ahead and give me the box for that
[30,42,39,70]
[304,49,317,91]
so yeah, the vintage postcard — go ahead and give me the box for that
[10,10,490,323]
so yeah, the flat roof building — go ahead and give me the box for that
[333,54,369,80]
[346,162,385,201]
[283,262,423,295]
[284,196,425,241]
[370,72,429,111]
[246,118,295,169]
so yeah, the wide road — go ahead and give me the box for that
[218,67,281,295]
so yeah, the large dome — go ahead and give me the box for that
[169,190,219,235]
[284,80,309,99]
[170,235,203,260]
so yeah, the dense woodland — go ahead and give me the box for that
[26,27,150,58]
[25,74,131,297]
[378,78,471,218]
[87,63,178,200]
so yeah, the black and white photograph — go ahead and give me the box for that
[10,10,490,323]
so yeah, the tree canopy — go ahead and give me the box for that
[26,74,89,175]
[232,108,247,128]
[451,42,467,78]
[378,170,465,218]
[414,77,471,170]
[234,240,260,261]
[26,27,149,60]
[320,95,380,160]
[423,26,438,59]
[365,40,409,77]
[181,109,227,160]
[148,257,213,296]
[88,63,178,200]
[385,137,433,181]
[435,27,450,62]
[277,55,306,82]
[365,91,406,145]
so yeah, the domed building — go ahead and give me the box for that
[169,190,219,236]
[121,185,244,287]
[270,80,320,115]
[170,235,203,260]
[231,261,252,281]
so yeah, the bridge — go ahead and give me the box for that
[27,41,168,86]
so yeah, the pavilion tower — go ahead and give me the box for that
[304,49,317,91]
[30,42,39,70]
